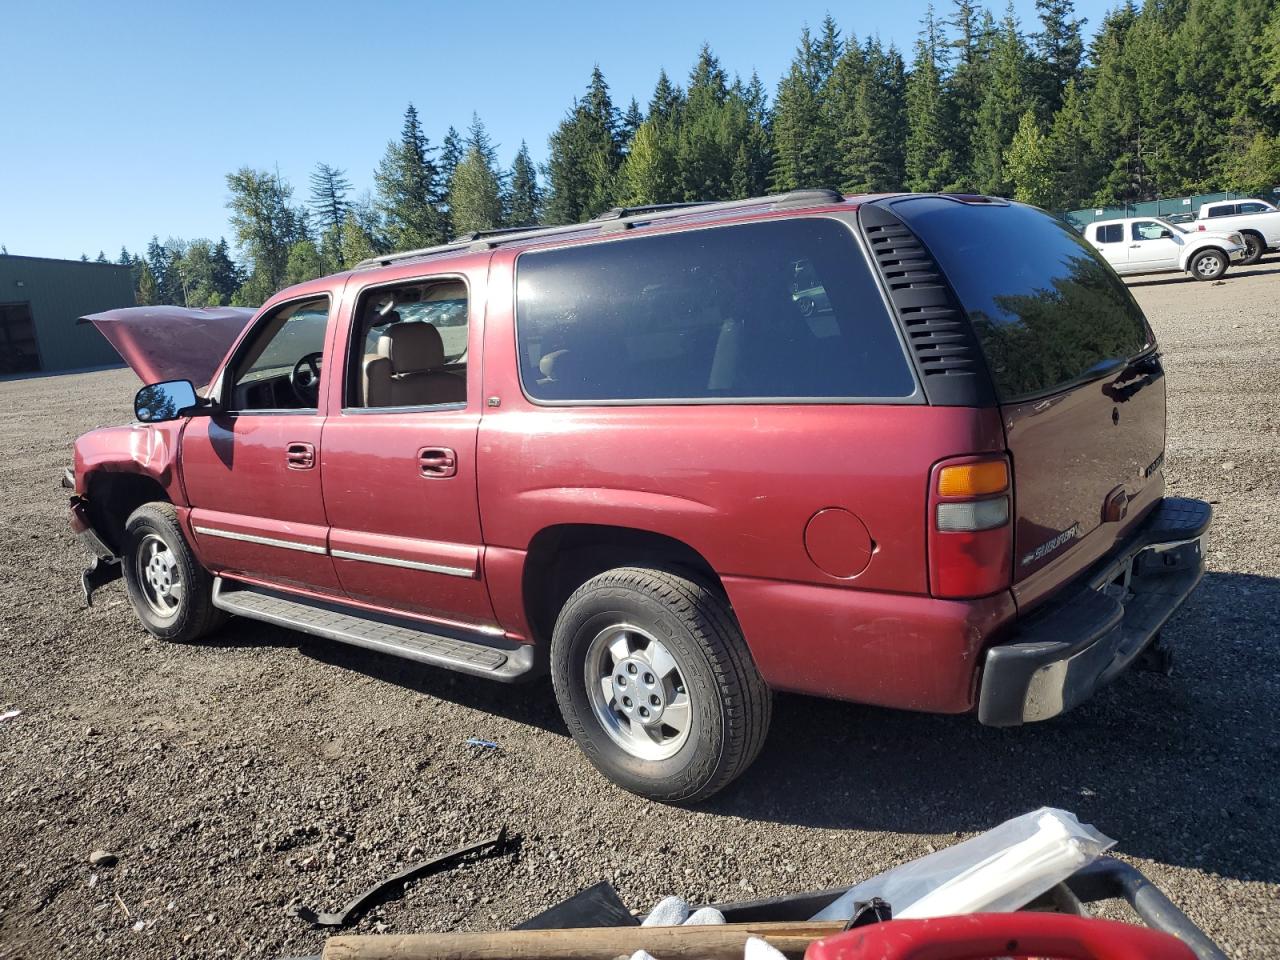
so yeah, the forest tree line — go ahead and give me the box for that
[95,0,1279,308]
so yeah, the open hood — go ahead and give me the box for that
[80,306,255,386]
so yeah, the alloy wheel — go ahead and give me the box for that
[583,623,692,761]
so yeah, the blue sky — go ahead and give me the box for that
[2,0,1113,261]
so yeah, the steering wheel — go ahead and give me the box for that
[291,351,324,405]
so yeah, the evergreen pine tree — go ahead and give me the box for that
[374,104,445,251]
[449,143,504,235]
[617,119,678,204]
[136,262,158,305]
[648,69,684,123]
[621,98,645,150]
[145,237,170,300]
[1085,1,1146,203]
[945,0,986,184]
[971,5,1033,195]
[507,141,543,227]
[210,238,241,303]
[813,14,843,85]
[545,67,624,222]
[905,7,959,191]
[438,126,464,199]
[736,71,773,197]
[771,26,834,190]
[309,163,352,269]
[1032,0,1086,115]
[676,44,743,201]
[1005,110,1054,207]
[1043,79,1097,209]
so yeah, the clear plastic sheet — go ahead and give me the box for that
[811,807,1115,922]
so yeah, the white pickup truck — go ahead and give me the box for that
[1192,198,1280,264]
[1086,216,1245,281]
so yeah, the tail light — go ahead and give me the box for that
[1196,224,1205,231]
[928,455,1013,599]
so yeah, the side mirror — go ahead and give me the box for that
[134,380,202,423]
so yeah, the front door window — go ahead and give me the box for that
[227,296,331,411]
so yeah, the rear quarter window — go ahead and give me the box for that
[892,199,1153,403]
[515,218,916,403]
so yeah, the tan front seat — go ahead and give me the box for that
[365,323,465,407]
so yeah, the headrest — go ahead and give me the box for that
[378,323,445,374]
[538,349,570,380]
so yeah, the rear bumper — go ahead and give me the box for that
[978,497,1211,726]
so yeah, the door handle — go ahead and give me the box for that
[1129,243,1142,248]
[286,441,315,470]
[418,446,457,478]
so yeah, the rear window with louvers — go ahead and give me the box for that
[514,218,916,403]
[892,199,1153,403]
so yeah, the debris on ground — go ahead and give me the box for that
[464,737,499,750]
[294,828,512,929]
[88,849,117,867]
[0,708,20,722]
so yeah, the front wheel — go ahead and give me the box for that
[121,502,224,642]
[550,567,772,803]
[1189,249,1228,281]
[1240,233,1264,265]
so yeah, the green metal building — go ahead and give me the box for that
[0,255,134,374]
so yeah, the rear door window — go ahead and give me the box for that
[515,218,916,403]
[1206,204,1237,217]
[891,198,1153,403]
[1094,224,1122,243]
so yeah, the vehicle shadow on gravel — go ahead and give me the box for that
[204,617,571,735]
[1127,261,1280,286]
[706,570,1280,887]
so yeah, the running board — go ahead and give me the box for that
[211,579,535,681]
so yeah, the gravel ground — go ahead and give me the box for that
[1,263,1278,959]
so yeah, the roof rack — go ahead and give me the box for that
[591,201,710,221]
[452,224,554,242]
[354,188,846,270]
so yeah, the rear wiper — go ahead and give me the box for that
[1082,356,1126,378]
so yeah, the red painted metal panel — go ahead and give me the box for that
[482,546,535,642]
[723,574,1015,712]
[181,413,341,592]
[1002,365,1166,594]
[319,260,497,626]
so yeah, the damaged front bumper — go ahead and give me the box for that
[63,469,121,604]
[978,497,1212,727]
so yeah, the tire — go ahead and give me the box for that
[550,566,772,803]
[120,502,224,642]
[1240,233,1264,265]
[1189,248,1228,281]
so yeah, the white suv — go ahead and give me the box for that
[1086,217,1244,281]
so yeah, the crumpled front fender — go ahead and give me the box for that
[73,422,185,502]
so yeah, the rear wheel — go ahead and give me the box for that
[1189,249,1227,281]
[550,566,772,803]
[1240,232,1264,265]
[121,502,224,642]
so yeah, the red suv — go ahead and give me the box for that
[67,191,1210,802]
